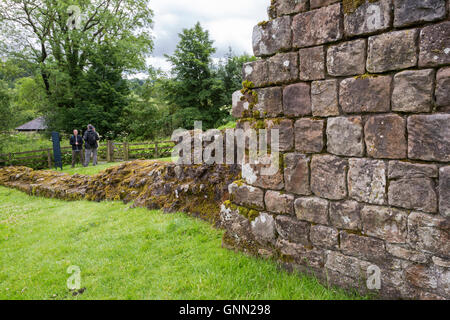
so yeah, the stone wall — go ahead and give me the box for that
[226,0,450,299]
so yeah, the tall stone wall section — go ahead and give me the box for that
[225,0,450,299]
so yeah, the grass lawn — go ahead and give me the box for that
[52,157,175,176]
[0,186,365,300]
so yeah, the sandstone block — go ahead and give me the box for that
[408,211,450,258]
[327,116,364,157]
[299,46,325,80]
[388,178,437,213]
[311,154,348,200]
[367,29,418,73]
[340,231,387,262]
[275,215,310,245]
[310,0,340,9]
[292,3,343,48]
[439,166,450,217]
[268,52,299,84]
[394,0,446,27]
[344,0,392,37]
[232,90,248,118]
[386,243,428,264]
[361,205,408,243]
[294,118,324,153]
[419,21,450,67]
[392,69,434,113]
[266,119,294,152]
[272,0,308,16]
[365,114,407,159]
[229,183,265,210]
[388,161,438,179]
[243,60,268,88]
[339,76,391,113]
[251,212,276,245]
[348,158,387,205]
[310,225,339,250]
[254,87,283,118]
[265,190,294,215]
[283,83,311,117]
[252,16,291,57]
[330,200,362,231]
[327,39,366,76]
[408,114,450,162]
[311,80,339,117]
[436,67,450,110]
[294,196,329,225]
[283,153,311,196]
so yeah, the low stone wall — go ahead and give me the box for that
[0,160,240,225]
[227,0,450,299]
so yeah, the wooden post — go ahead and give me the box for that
[47,149,52,169]
[124,142,129,161]
[106,140,111,162]
[8,153,12,165]
[110,141,115,162]
[155,142,159,159]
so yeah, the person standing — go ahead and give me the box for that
[70,129,84,168]
[83,124,100,167]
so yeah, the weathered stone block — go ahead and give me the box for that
[386,243,428,264]
[276,239,325,269]
[327,116,364,157]
[344,0,392,37]
[248,155,285,191]
[294,119,324,153]
[252,16,292,57]
[254,87,283,118]
[299,46,325,80]
[265,190,294,215]
[283,83,311,117]
[311,154,348,200]
[243,60,268,88]
[272,0,308,16]
[419,21,450,67]
[408,114,450,162]
[361,205,408,243]
[266,119,294,152]
[340,231,387,262]
[310,0,340,9]
[367,29,418,73]
[311,80,339,117]
[275,215,310,245]
[339,76,391,113]
[325,251,372,280]
[394,0,446,27]
[295,196,329,225]
[392,69,434,113]
[348,158,387,205]
[229,183,265,210]
[388,178,437,213]
[408,211,450,258]
[327,39,366,76]
[232,90,248,118]
[310,225,339,249]
[292,3,343,48]
[251,212,276,245]
[436,67,450,110]
[283,153,311,196]
[267,52,299,84]
[388,161,438,179]
[405,264,450,298]
[365,114,407,159]
[330,200,362,231]
[439,166,450,217]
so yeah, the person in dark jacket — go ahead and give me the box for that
[70,129,84,168]
[83,124,100,167]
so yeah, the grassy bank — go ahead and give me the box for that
[0,186,364,300]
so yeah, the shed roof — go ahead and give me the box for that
[15,116,47,131]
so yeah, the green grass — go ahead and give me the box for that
[0,186,364,300]
[50,157,175,176]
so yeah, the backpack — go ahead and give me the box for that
[86,131,97,147]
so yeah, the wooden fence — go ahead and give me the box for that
[0,140,175,170]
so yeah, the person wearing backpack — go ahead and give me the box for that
[83,124,100,167]
[70,129,84,168]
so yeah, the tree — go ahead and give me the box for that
[164,22,224,129]
[0,0,154,135]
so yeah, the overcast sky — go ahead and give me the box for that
[147,0,268,72]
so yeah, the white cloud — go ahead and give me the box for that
[148,0,268,72]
